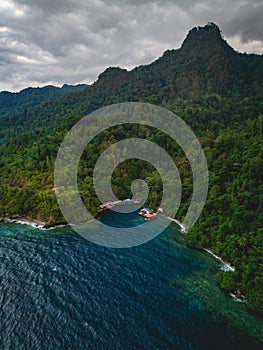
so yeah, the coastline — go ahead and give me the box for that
[0,214,236,277]
[202,248,248,304]
[0,216,67,230]
[162,215,246,305]
[0,213,251,307]
[203,248,235,272]
[0,214,243,284]
[161,214,235,273]
[162,215,186,233]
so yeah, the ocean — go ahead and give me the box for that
[0,209,262,349]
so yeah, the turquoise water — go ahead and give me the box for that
[0,210,262,349]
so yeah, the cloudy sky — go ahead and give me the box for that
[0,0,262,92]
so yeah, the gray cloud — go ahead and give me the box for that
[0,0,262,91]
[222,2,263,42]
[12,0,80,15]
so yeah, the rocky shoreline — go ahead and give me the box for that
[0,216,66,230]
[203,248,235,272]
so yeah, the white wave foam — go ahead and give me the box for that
[2,218,67,230]
[163,216,186,233]
[203,249,235,272]
[4,218,44,229]
[230,293,246,303]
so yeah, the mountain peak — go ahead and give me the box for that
[186,22,221,39]
[98,67,128,79]
[96,67,129,88]
[181,22,225,51]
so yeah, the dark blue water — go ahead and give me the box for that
[0,210,262,350]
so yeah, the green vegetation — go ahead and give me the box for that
[0,84,87,119]
[185,116,263,314]
[0,23,262,315]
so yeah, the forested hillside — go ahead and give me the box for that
[0,23,262,315]
[0,83,88,119]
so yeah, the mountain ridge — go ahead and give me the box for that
[92,22,262,99]
[1,22,262,128]
[1,23,262,144]
[0,83,88,118]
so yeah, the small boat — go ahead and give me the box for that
[138,208,150,216]
[138,207,157,220]
[144,213,157,221]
